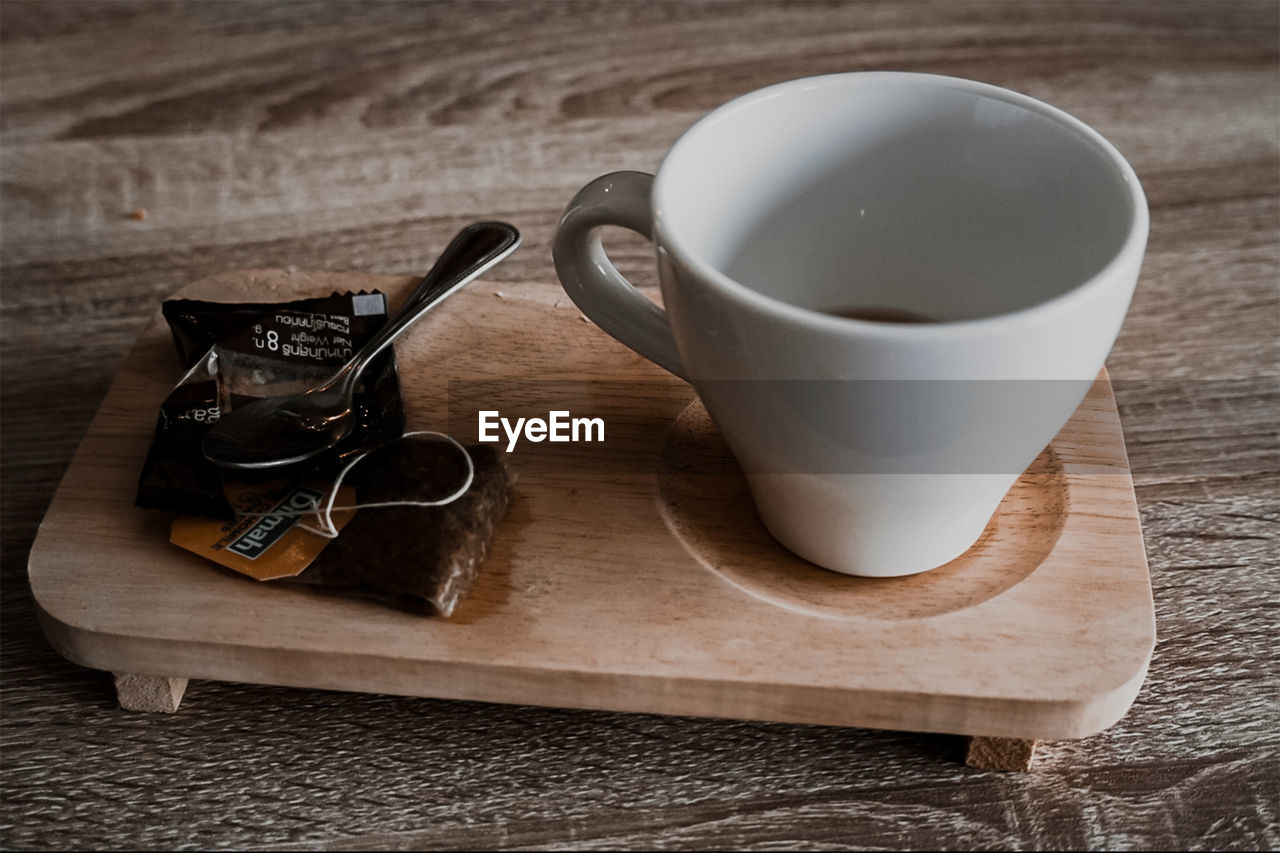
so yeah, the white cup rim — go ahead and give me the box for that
[651,71,1149,338]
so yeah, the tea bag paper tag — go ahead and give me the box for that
[171,479,355,580]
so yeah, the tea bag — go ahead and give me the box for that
[282,437,512,616]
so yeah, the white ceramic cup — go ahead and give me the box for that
[553,72,1148,577]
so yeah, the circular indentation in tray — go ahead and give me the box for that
[656,400,1068,621]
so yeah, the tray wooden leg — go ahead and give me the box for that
[964,736,1039,771]
[113,673,188,713]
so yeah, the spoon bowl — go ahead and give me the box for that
[202,387,359,469]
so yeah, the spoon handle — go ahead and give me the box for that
[328,221,521,391]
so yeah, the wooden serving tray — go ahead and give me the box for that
[29,270,1155,765]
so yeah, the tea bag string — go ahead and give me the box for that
[231,430,475,539]
[298,430,475,539]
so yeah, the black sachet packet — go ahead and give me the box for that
[136,291,405,518]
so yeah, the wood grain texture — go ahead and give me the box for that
[113,673,187,713]
[29,270,1153,743]
[2,1,1277,850]
[965,737,1039,773]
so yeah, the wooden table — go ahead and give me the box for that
[3,2,1276,848]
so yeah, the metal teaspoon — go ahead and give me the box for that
[201,221,521,469]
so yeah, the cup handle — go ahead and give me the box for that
[553,171,689,381]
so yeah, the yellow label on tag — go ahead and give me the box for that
[171,479,356,581]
